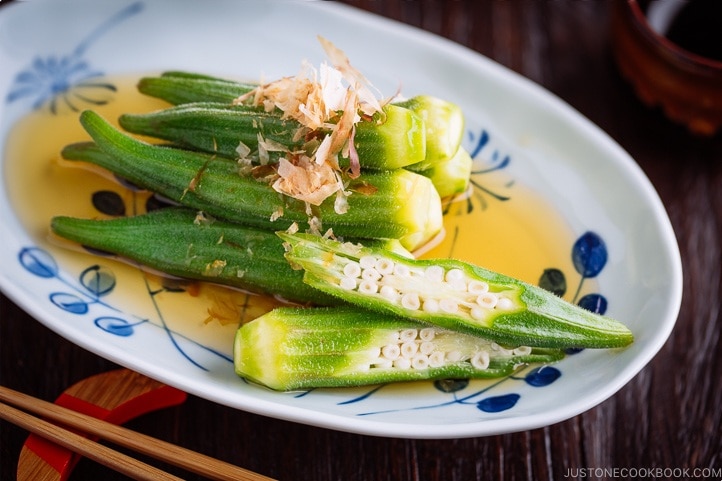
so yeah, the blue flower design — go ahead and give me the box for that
[6,2,143,114]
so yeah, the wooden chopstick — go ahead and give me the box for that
[0,386,275,481]
[0,400,183,481]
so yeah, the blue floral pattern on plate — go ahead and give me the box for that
[6,2,142,114]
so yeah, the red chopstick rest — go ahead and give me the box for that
[16,369,187,481]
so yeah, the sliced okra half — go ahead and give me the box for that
[278,233,634,349]
[234,306,564,391]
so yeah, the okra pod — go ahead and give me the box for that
[396,95,465,170]
[137,71,255,105]
[50,207,339,305]
[65,111,443,250]
[119,102,305,163]
[414,147,473,198]
[278,233,635,349]
[234,306,565,391]
[119,102,427,170]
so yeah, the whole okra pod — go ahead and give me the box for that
[118,102,427,170]
[234,306,565,391]
[136,71,256,105]
[119,102,305,164]
[278,232,634,349]
[67,111,443,251]
[50,207,339,305]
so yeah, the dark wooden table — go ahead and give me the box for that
[2,1,721,480]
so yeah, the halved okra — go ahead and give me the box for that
[118,102,427,170]
[65,111,443,251]
[234,306,565,391]
[278,233,634,349]
[50,207,339,305]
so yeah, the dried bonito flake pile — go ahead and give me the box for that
[234,36,387,211]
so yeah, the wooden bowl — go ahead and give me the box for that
[611,0,722,136]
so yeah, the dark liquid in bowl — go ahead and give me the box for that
[645,0,722,62]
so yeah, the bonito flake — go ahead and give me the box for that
[234,36,384,212]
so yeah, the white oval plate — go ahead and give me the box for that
[0,0,682,439]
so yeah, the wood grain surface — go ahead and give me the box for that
[1,1,721,480]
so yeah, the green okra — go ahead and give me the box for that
[119,102,427,170]
[396,95,465,170]
[137,71,255,105]
[278,233,635,349]
[50,207,339,305]
[119,102,305,163]
[65,111,443,250]
[134,72,470,190]
[234,306,565,391]
[415,147,473,198]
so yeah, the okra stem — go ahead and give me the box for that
[278,233,635,349]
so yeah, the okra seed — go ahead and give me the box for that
[375,258,395,275]
[419,341,435,355]
[497,297,514,310]
[425,265,444,282]
[471,351,490,370]
[411,354,430,369]
[379,285,400,301]
[401,341,419,358]
[393,358,411,369]
[400,329,418,342]
[429,351,446,367]
[373,359,393,369]
[446,268,464,282]
[476,292,498,309]
[393,264,411,277]
[468,280,489,294]
[439,298,459,313]
[359,280,379,294]
[401,292,421,310]
[343,262,361,278]
[491,343,501,351]
[419,328,436,341]
[381,344,401,360]
[359,255,377,269]
[448,279,468,291]
[513,346,532,355]
[422,298,440,313]
[362,267,381,281]
[470,307,485,320]
[446,350,462,362]
[340,277,357,290]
